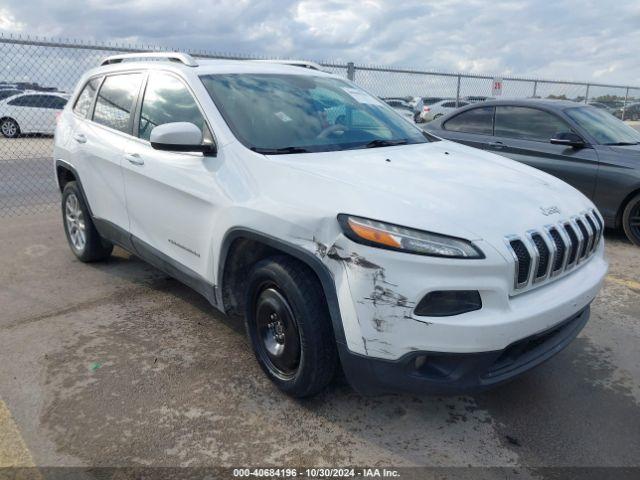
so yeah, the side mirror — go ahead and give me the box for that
[550,131,585,149]
[150,122,216,155]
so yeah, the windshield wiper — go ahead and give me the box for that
[364,139,409,149]
[604,141,640,146]
[251,146,310,154]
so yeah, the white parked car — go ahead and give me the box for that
[53,52,607,397]
[0,91,69,137]
[420,99,469,122]
[382,98,416,123]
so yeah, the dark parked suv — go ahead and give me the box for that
[426,99,640,245]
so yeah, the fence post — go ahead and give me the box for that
[347,62,355,81]
[456,74,461,107]
[532,80,538,98]
[622,87,630,121]
[584,84,590,104]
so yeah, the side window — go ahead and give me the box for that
[8,95,39,107]
[444,106,494,134]
[73,78,101,117]
[495,106,570,141]
[93,73,143,133]
[138,72,206,141]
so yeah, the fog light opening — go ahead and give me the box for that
[414,290,482,317]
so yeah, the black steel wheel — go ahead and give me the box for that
[254,285,301,379]
[244,255,338,397]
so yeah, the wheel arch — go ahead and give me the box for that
[54,160,94,217]
[217,228,347,346]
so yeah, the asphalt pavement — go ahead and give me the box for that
[0,212,638,478]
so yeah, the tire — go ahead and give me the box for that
[622,193,640,246]
[244,255,338,397]
[1,118,20,138]
[61,181,113,262]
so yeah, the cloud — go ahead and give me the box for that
[0,8,24,31]
[1,0,640,86]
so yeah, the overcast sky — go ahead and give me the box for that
[1,0,639,85]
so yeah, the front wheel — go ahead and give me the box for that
[1,118,20,138]
[622,193,640,246]
[244,255,338,397]
[62,181,113,261]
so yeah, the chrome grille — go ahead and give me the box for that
[505,209,603,293]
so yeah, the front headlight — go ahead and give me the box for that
[337,214,484,259]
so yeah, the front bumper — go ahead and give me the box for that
[340,305,590,395]
[328,235,606,359]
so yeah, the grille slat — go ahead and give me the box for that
[531,233,550,279]
[548,228,566,273]
[506,211,600,293]
[585,214,597,253]
[509,239,531,286]
[564,223,579,266]
[575,218,590,259]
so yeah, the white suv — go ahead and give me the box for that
[53,53,607,397]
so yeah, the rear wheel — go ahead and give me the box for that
[622,193,640,246]
[244,255,338,397]
[1,118,20,138]
[62,181,113,261]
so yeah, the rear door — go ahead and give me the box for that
[438,105,495,149]
[71,72,144,231]
[490,106,599,198]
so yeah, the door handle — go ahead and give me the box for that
[488,141,505,150]
[124,153,144,166]
[73,133,87,144]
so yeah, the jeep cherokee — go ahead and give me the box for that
[53,53,608,397]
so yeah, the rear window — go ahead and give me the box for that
[8,95,42,107]
[93,73,143,133]
[41,95,68,109]
[444,106,494,134]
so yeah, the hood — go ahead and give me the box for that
[269,140,594,246]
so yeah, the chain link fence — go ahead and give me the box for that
[1,33,639,216]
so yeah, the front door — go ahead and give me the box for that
[489,106,599,199]
[121,71,221,283]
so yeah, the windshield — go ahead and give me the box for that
[565,106,640,145]
[200,74,428,154]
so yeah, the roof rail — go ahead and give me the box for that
[100,52,199,67]
[251,59,325,72]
